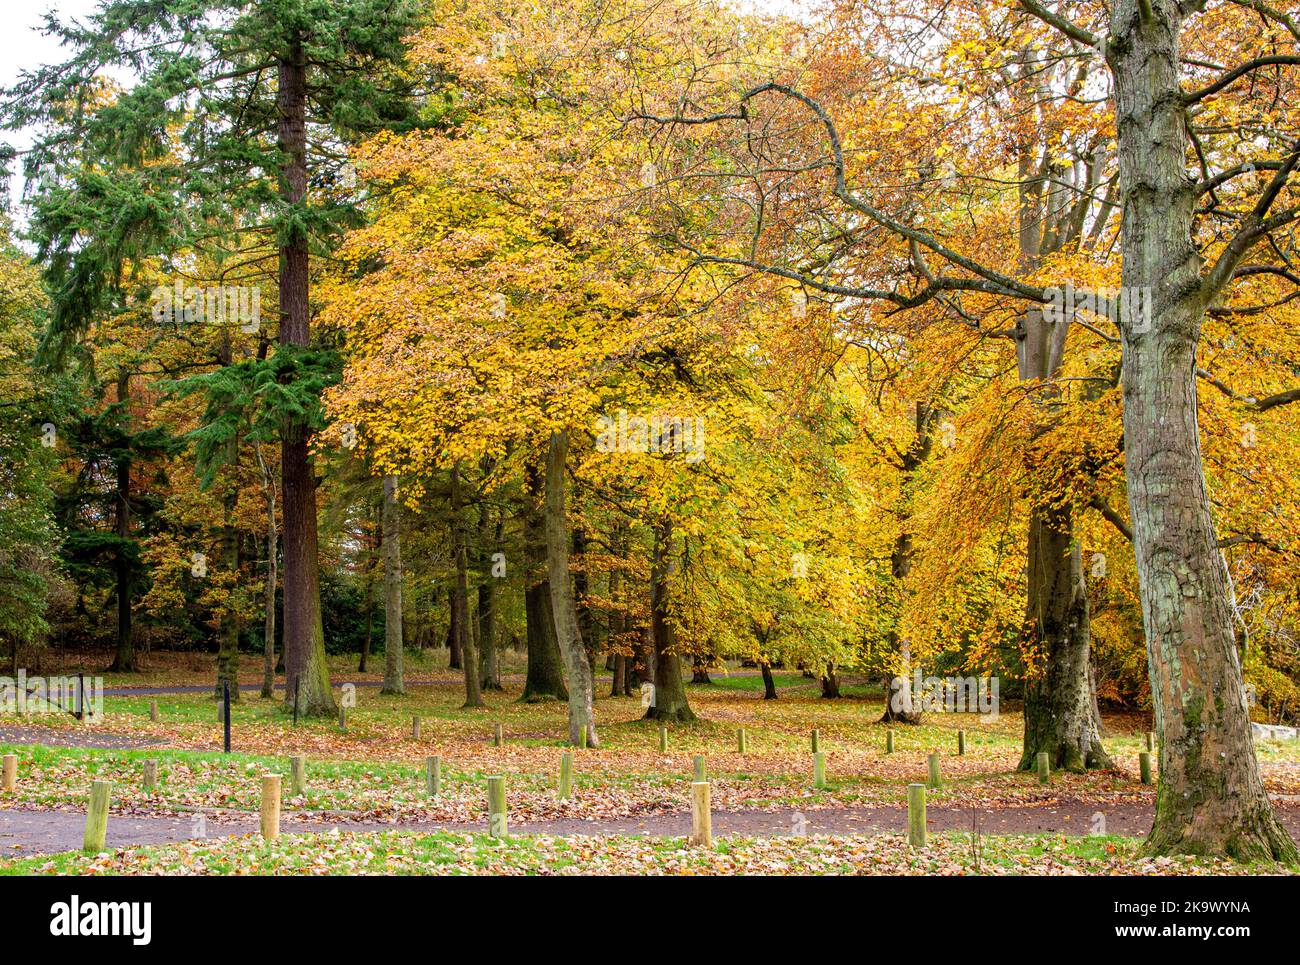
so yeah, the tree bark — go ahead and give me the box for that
[108,370,136,673]
[380,475,405,695]
[215,426,241,701]
[521,458,568,701]
[760,661,777,700]
[451,464,482,708]
[1019,501,1110,770]
[478,503,502,690]
[256,443,277,699]
[277,34,333,716]
[644,515,695,722]
[543,431,598,744]
[1109,0,1295,861]
[821,666,840,699]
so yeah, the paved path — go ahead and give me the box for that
[3,801,1298,857]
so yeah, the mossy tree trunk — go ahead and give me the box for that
[544,431,598,744]
[521,458,568,702]
[644,515,695,723]
[1107,0,1295,861]
[380,475,405,695]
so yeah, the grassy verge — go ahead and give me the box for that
[2,828,1292,876]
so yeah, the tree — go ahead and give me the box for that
[4,0,425,714]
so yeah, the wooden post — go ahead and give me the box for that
[222,681,231,753]
[810,729,821,753]
[411,716,421,741]
[558,751,573,800]
[289,755,306,796]
[813,751,826,789]
[425,756,441,797]
[261,774,281,841]
[142,759,158,793]
[927,752,941,789]
[1036,751,1050,783]
[83,780,111,852]
[693,755,706,782]
[736,727,747,754]
[149,701,158,723]
[577,724,588,749]
[957,729,966,756]
[907,783,926,847]
[658,725,669,753]
[487,775,507,837]
[1,754,16,792]
[1139,752,1153,785]
[338,703,346,730]
[689,781,712,848]
[886,729,895,754]
[493,723,504,747]
[1145,731,1155,752]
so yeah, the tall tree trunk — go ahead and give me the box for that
[256,443,277,699]
[543,431,598,744]
[446,585,462,670]
[109,370,136,673]
[451,465,483,708]
[478,503,502,690]
[1110,0,1294,861]
[1016,308,1110,770]
[358,497,378,673]
[760,661,777,700]
[277,35,333,716]
[821,666,840,699]
[215,427,242,701]
[1019,500,1110,770]
[880,403,931,723]
[380,475,405,695]
[644,515,695,722]
[522,458,568,701]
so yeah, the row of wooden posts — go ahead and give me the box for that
[2,727,1161,852]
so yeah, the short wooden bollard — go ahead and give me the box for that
[338,704,347,730]
[425,756,441,797]
[927,752,941,789]
[558,751,573,800]
[1139,751,1153,785]
[658,726,669,753]
[577,724,588,749]
[493,723,504,747]
[693,755,706,782]
[261,775,281,841]
[689,781,712,848]
[83,780,111,852]
[813,751,827,789]
[1145,731,1156,752]
[289,755,306,796]
[736,728,747,754]
[957,729,966,756]
[1036,751,1050,784]
[1,754,17,792]
[411,716,421,741]
[907,783,927,847]
[148,701,158,723]
[810,729,821,753]
[142,759,158,793]
[886,729,895,754]
[487,776,508,837]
